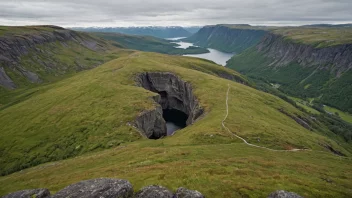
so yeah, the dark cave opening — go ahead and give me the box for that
[163,108,188,136]
[136,72,203,139]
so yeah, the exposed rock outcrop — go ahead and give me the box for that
[135,72,203,139]
[0,67,16,89]
[2,188,50,198]
[267,190,303,198]
[2,178,205,198]
[135,185,174,198]
[320,143,346,156]
[52,178,133,198]
[279,108,312,131]
[175,187,205,198]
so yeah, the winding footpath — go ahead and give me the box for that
[222,84,309,152]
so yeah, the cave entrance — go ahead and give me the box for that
[163,109,188,135]
[136,72,204,139]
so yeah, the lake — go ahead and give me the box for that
[169,39,235,66]
[166,122,182,136]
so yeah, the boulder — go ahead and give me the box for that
[174,187,205,198]
[135,185,173,198]
[268,190,303,198]
[52,178,133,198]
[2,188,50,198]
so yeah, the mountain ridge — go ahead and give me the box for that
[72,26,193,38]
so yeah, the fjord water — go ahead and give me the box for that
[184,49,235,66]
[168,38,235,66]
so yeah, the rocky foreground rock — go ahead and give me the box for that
[2,178,204,198]
[51,178,133,198]
[267,190,303,198]
[2,178,304,198]
[1,188,50,198]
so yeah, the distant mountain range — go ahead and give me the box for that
[71,26,202,38]
[302,23,352,28]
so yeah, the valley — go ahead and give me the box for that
[184,24,352,121]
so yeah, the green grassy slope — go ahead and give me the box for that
[1,52,351,197]
[0,25,59,36]
[227,47,352,112]
[0,52,248,176]
[271,27,352,47]
[93,32,209,55]
[0,26,132,107]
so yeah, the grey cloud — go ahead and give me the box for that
[0,0,351,27]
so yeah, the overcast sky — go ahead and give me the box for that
[0,0,351,27]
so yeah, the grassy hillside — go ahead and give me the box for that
[93,32,209,55]
[0,26,127,93]
[0,52,351,197]
[227,47,352,112]
[271,27,352,47]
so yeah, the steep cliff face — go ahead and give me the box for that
[136,72,203,138]
[135,104,167,139]
[256,33,352,76]
[228,32,352,112]
[183,25,266,53]
[0,26,118,89]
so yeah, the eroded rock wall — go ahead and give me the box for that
[257,33,352,77]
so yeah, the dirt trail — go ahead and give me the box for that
[222,84,309,152]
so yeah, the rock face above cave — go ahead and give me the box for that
[135,72,204,139]
[135,105,167,139]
